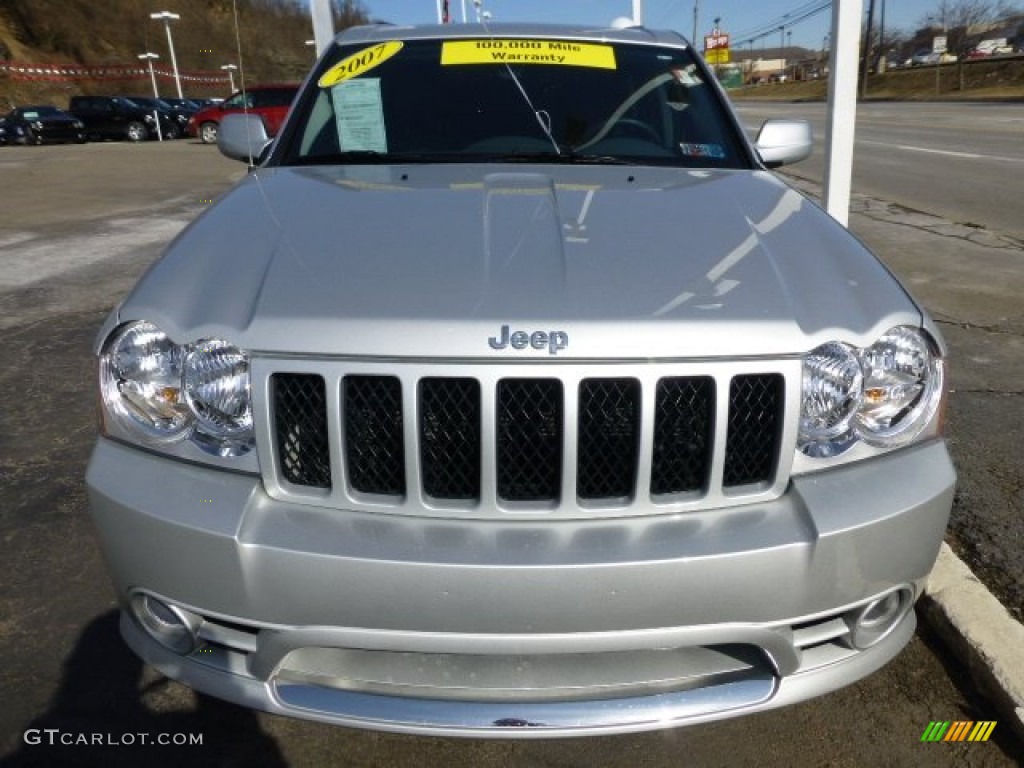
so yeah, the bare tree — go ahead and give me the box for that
[922,0,1019,53]
[332,0,368,28]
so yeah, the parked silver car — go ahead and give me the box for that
[87,22,954,737]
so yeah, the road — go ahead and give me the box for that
[733,101,1024,241]
[0,139,1021,766]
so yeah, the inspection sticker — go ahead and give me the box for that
[679,142,725,159]
[319,41,404,87]
[441,40,616,69]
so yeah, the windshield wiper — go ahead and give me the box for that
[562,152,639,165]
[473,151,639,166]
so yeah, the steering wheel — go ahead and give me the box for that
[609,118,662,144]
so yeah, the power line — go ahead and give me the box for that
[731,0,833,47]
[649,0,834,49]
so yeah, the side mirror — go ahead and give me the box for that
[218,113,273,165]
[754,119,812,168]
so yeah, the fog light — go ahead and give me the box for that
[131,593,202,654]
[844,588,912,650]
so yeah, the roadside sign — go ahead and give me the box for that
[933,35,947,54]
[704,31,730,65]
[704,33,730,51]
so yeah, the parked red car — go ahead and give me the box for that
[187,84,299,144]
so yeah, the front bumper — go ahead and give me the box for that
[87,438,955,737]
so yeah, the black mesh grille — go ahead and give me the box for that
[651,377,714,495]
[419,378,481,500]
[273,373,331,489]
[496,379,563,501]
[271,368,785,507]
[724,374,783,487]
[344,376,405,495]
[577,379,640,499]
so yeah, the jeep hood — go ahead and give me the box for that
[119,164,921,358]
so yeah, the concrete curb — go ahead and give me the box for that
[922,542,1024,743]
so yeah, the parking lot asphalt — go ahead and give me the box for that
[1,140,1022,765]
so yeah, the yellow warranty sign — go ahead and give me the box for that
[319,41,404,87]
[441,40,616,69]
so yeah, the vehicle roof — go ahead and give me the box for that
[335,21,691,49]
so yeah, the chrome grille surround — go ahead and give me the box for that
[254,358,801,520]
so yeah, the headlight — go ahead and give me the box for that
[183,339,253,455]
[74,121,84,129]
[799,326,944,458]
[855,326,943,445]
[799,341,862,456]
[100,321,254,457]
[100,321,190,441]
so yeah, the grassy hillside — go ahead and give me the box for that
[731,56,1024,102]
[0,0,367,109]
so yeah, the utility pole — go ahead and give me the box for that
[692,1,699,45]
[878,0,886,72]
[861,0,876,98]
[787,30,793,79]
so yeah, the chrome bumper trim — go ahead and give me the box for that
[121,609,917,738]
[273,675,776,733]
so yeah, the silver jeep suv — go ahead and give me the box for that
[87,22,955,737]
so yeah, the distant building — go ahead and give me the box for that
[741,58,786,84]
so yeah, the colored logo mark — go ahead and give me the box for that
[921,721,997,742]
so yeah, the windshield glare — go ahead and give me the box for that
[280,37,748,168]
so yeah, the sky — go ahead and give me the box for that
[360,1,943,51]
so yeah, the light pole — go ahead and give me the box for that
[138,52,160,98]
[692,1,699,46]
[150,11,183,99]
[221,63,237,92]
[137,52,163,141]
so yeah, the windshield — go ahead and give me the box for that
[278,36,750,168]
[127,97,171,109]
[19,106,63,118]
